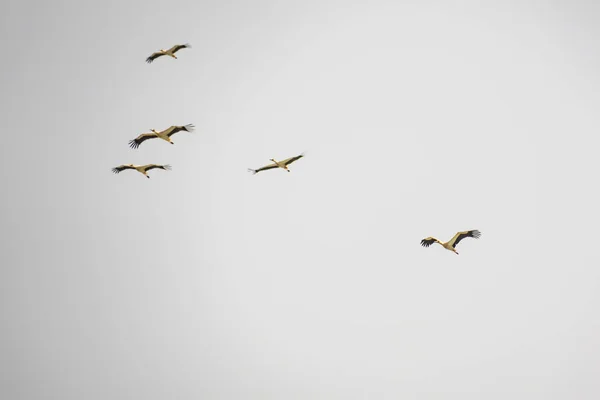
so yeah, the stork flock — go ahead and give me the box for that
[111,43,481,255]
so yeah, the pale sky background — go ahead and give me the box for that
[1,0,600,399]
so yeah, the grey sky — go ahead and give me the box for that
[1,0,600,399]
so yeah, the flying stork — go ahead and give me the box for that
[248,153,305,174]
[146,44,191,63]
[420,230,481,255]
[112,164,171,179]
[128,124,194,149]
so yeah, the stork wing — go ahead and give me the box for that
[146,52,164,63]
[248,163,279,174]
[420,237,441,247]
[167,43,191,54]
[112,165,135,174]
[142,164,171,172]
[281,152,305,166]
[447,230,481,248]
[129,132,158,149]
[164,124,195,137]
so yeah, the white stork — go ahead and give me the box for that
[420,230,481,255]
[248,153,305,174]
[112,164,171,179]
[129,124,194,149]
[146,44,191,63]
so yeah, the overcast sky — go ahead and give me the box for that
[1,0,600,399]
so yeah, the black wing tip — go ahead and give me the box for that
[145,57,153,63]
[471,230,482,239]
[420,239,431,247]
[112,168,120,174]
[128,140,140,149]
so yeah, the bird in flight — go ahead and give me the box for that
[420,230,481,255]
[112,164,171,179]
[146,44,191,63]
[248,153,305,174]
[129,124,194,149]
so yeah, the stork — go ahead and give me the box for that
[248,153,305,174]
[128,124,194,149]
[420,230,481,255]
[112,164,171,179]
[146,44,191,63]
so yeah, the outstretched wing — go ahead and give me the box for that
[129,132,158,149]
[420,237,441,247]
[167,43,191,54]
[146,52,164,63]
[281,152,305,166]
[248,163,279,174]
[112,165,135,174]
[448,230,481,249]
[164,124,195,137]
[143,164,172,172]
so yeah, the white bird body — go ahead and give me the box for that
[248,153,305,174]
[112,164,171,179]
[420,230,481,255]
[129,124,194,149]
[272,159,289,170]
